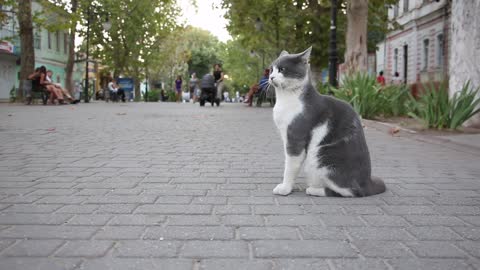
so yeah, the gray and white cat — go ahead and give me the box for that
[269,47,386,197]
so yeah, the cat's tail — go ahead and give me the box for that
[367,176,386,196]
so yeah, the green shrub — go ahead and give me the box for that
[145,89,160,102]
[409,81,480,129]
[167,90,177,102]
[380,84,413,117]
[332,73,384,119]
[9,86,16,103]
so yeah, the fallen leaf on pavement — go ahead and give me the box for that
[389,126,400,136]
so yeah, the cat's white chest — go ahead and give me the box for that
[273,93,304,141]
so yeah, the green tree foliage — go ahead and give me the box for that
[183,26,221,77]
[221,0,398,75]
[82,0,181,98]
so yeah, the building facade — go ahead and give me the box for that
[0,1,71,101]
[377,0,450,85]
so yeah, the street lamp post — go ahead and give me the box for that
[328,0,339,88]
[84,6,91,103]
[84,6,111,103]
[145,75,148,102]
[255,18,265,69]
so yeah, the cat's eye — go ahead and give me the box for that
[279,67,285,72]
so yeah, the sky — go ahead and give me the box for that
[178,0,232,42]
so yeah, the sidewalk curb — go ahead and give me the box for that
[364,119,480,156]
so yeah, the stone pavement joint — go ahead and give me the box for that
[0,102,479,269]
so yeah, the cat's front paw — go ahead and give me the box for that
[273,183,293,196]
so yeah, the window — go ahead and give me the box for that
[437,34,444,67]
[423,39,430,70]
[393,4,399,17]
[55,31,60,52]
[48,31,51,49]
[64,33,68,54]
[34,29,41,49]
[403,0,409,12]
[394,48,398,73]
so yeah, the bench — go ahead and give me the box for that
[254,85,276,107]
[23,79,50,105]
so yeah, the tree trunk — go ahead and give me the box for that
[345,0,368,74]
[65,0,78,94]
[449,0,480,127]
[17,0,35,102]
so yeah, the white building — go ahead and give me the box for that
[377,0,450,85]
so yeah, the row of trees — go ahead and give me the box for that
[7,0,223,100]
[6,0,401,100]
[220,0,398,78]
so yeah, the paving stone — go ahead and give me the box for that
[455,241,480,258]
[254,205,304,215]
[0,258,81,270]
[271,259,330,270]
[0,239,15,252]
[214,205,251,215]
[113,240,178,258]
[200,259,273,270]
[181,241,249,258]
[253,240,357,258]
[238,226,299,240]
[223,215,265,226]
[56,205,99,214]
[95,204,138,214]
[79,258,193,270]
[155,196,193,204]
[94,226,145,240]
[408,226,464,240]
[361,215,410,227]
[381,205,438,215]
[320,215,367,227]
[0,225,97,239]
[403,241,468,258]
[452,227,480,240]
[167,215,220,226]
[2,100,480,267]
[299,226,349,240]
[330,259,389,270]
[229,197,275,205]
[85,195,156,204]
[144,226,234,240]
[346,227,415,241]
[66,215,113,226]
[135,205,212,214]
[4,204,63,213]
[0,213,72,225]
[108,214,165,225]
[389,258,465,269]
[55,240,114,257]
[265,215,321,226]
[353,240,413,258]
[404,215,467,226]
[2,239,64,257]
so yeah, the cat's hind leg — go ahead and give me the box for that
[306,187,326,196]
[273,151,306,196]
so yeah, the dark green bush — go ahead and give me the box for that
[145,89,160,102]
[409,81,480,129]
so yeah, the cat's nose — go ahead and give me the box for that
[270,76,275,81]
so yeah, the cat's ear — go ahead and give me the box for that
[300,46,312,62]
[279,50,289,57]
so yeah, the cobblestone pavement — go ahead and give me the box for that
[0,102,479,270]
